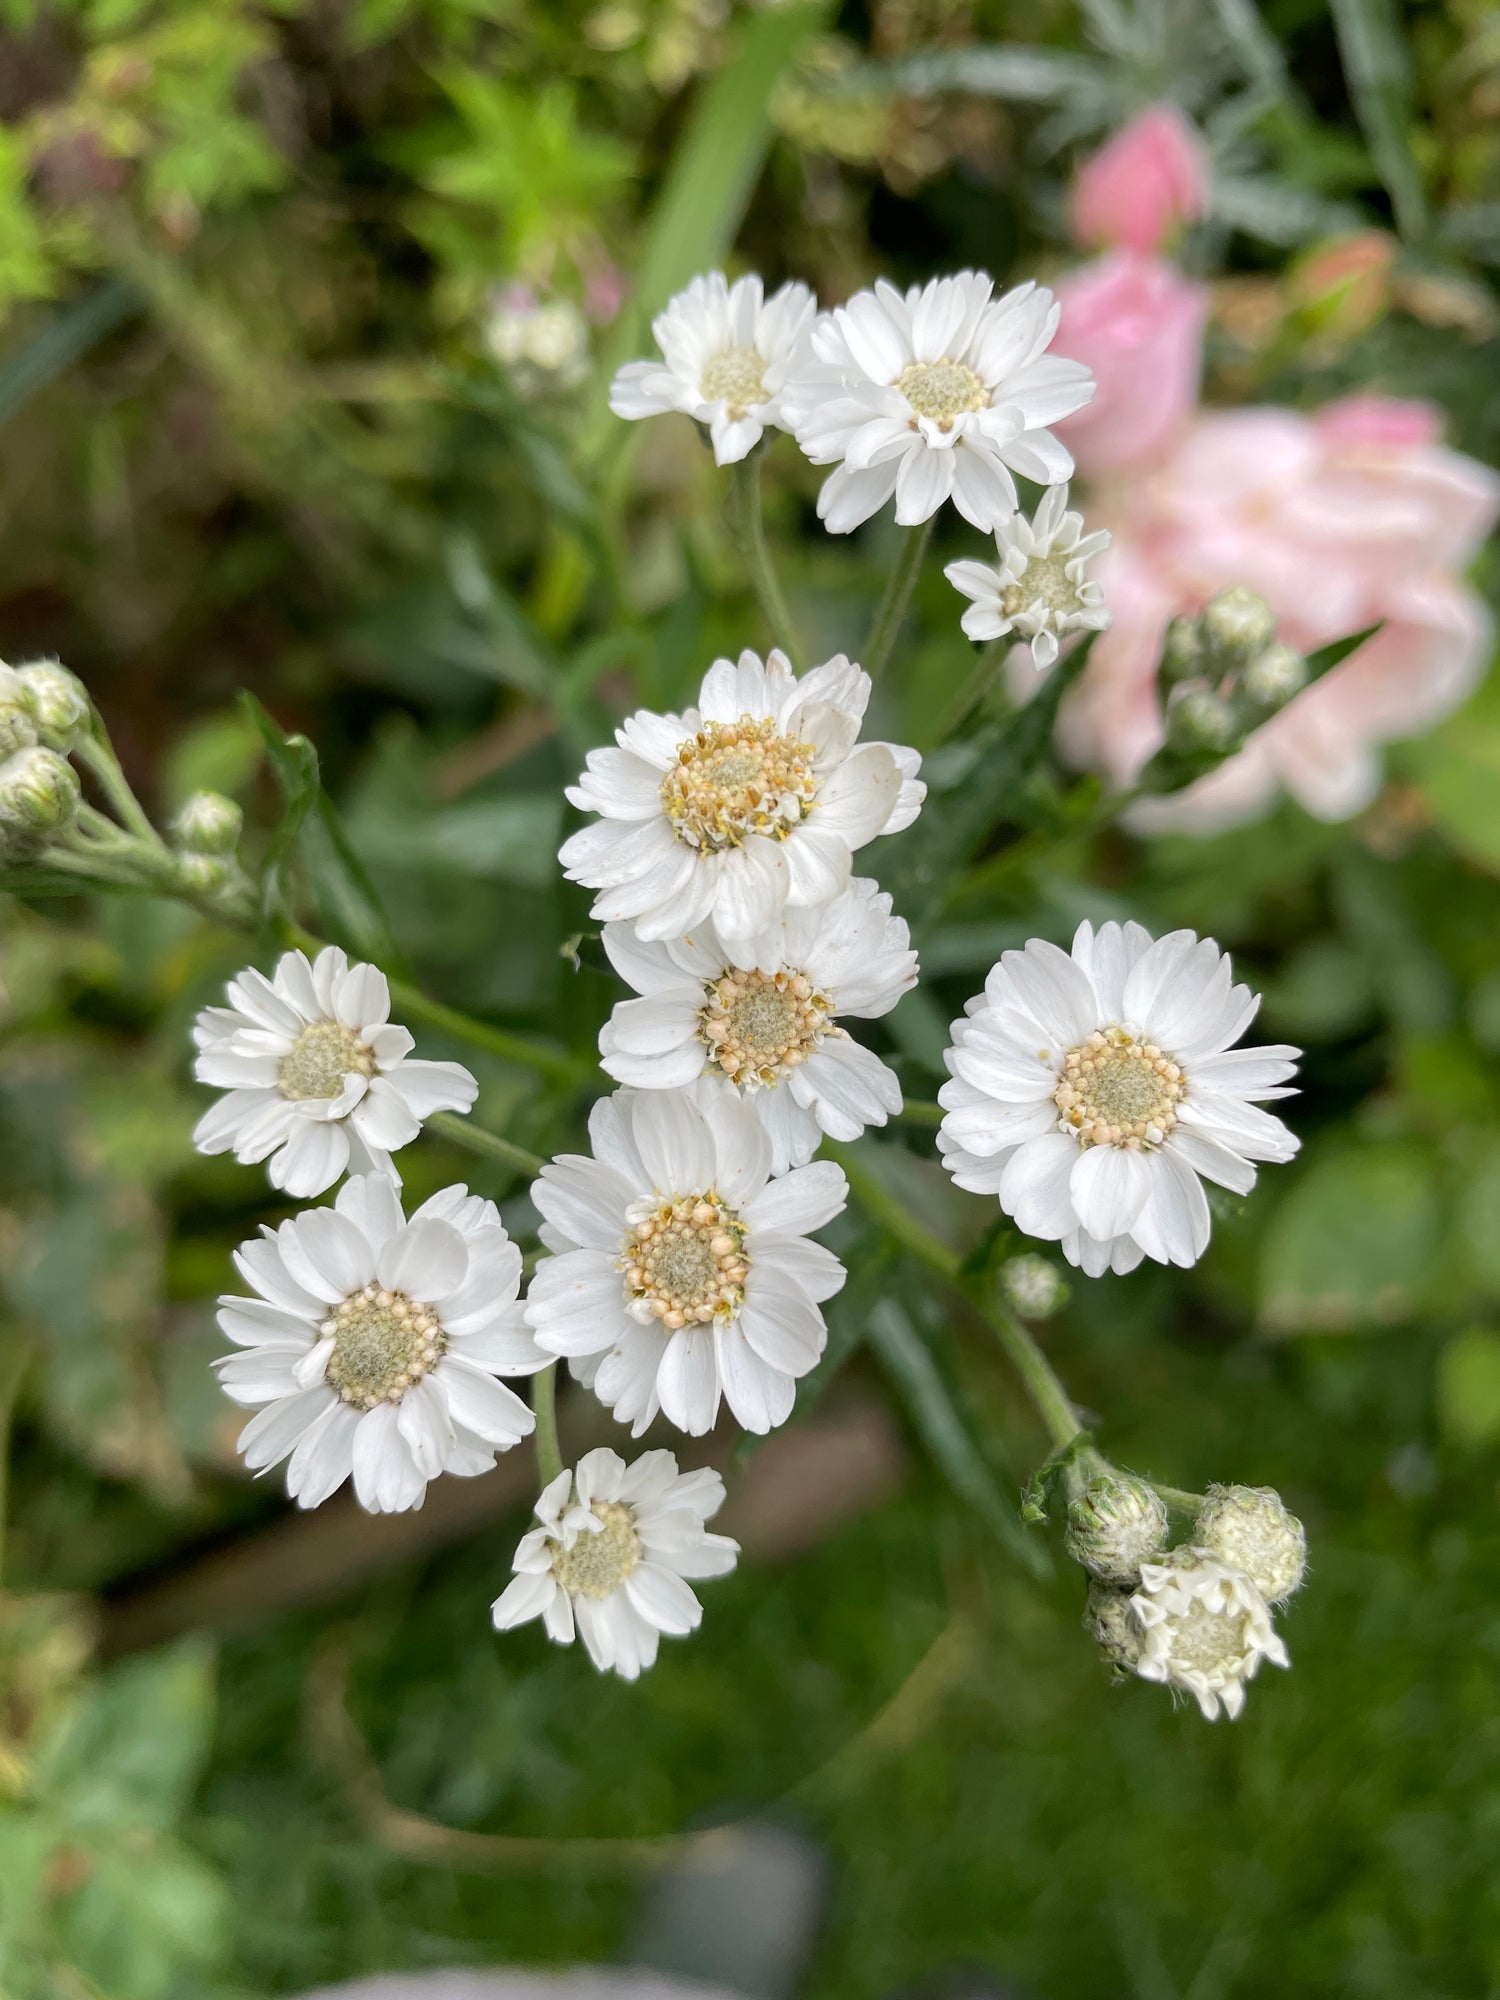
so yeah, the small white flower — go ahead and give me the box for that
[943,483,1112,671]
[938,920,1300,1276]
[598,878,917,1174]
[192,946,479,1198]
[1130,1550,1290,1720]
[525,1080,848,1438]
[560,649,923,959]
[215,1174,547,1514]
[609,271,817,465]
[492,1446,739,1680]
[786,271,1094,534]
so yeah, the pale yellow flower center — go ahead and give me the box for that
[1001,551,1081,621]
[898,358,989,429]
[278,1020,374,1102]
[660,715,818,853]
[701,346,768,417]
[322,1283,445,1410]
[622,1194,749,1330]
[700,967,832,1087]
[1054,1029,1185,1150]
[551,1501,642,1599]
[1165,1597,1246,1674]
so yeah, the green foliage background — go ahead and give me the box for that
[1,1,1499,1996]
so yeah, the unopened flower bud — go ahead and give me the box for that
[1239,641,1308,715]
[0,745,81,835]
[17,661,89,749]
[176,850,230,893]
[1084,1582,1143,1675]
[1193,1484,1306,1604]
[1200,586,1277,666]
[999,1253,1067,1321]
[1066,1471,1169,1584]
[0,701,37,759]
[1159,614,1206,687]
[174,790,243,856]
[1166,684,1238,754]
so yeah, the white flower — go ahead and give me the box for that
[525,1080,848,1437]
[786,272,1094,534]
[608,271,817,465]
[943,483,1112,671]
[597,878,917,1174]
[560,649,923,958]
[192,946,479,1198]
[938,920,1300,1276]
[1130,1550,1290,1720]
[215,1174,546,1513]
[491,1446,738,1679]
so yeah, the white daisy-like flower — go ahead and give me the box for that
[938,920,1300,1276]
[525,1080,847,1438]
[215,1173,546,1513]
[608,271,817,466]
[943,483,1112,671]
[597,878,917,1174]
[786,272,1094,534]
[560,649,923,959]
[192,946,479,1199]
[1130,1549,1290,1720]
[491,1446,739,1679]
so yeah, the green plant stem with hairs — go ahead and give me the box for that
[863,518,933,680]
[727,450,802,665]
[531,1364,564,1487]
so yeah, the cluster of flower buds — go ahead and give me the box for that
[1159,587,1310,757]
[171,790,245,893]
[0,660,87,859]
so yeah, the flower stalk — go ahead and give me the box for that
[863,517,933,680]
[726,450,801,666]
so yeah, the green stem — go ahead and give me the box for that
[896,1098,944,1128]
[1151,1481,1206,1515]
[0,1337,34,1590]
[727,452,801,664]
[427,1109,545,1179]
[937,635,1012,741]
[532,1364,564,1487]
[862,518,933,680]
[74,725,167,850]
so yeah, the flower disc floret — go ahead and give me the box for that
[322,1282,446,1410]
[550,1501,643,1599]
[660,715,818,852]
[897,358,989,427]
[701,347,768,416]
[1054,1030,1184,1149]
[622,1193,749,1329]
[278,1020,376,1103]
[701,967,830,1085]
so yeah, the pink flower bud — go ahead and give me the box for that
[1069,104,1208,256]
[1052,252,1208,476]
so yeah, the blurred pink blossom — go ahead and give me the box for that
[1056,397,1500,830]
[1052,253,1209,475]
[1069,105,1209,256]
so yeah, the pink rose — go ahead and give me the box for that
[1052,253,1208,476]
[1069,105,1208,256]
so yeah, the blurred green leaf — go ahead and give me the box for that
[37,1637,218,1833]
[1329,0,1428,239]
[1260,1141,1443,1332]
[1435,1327,1500,1451]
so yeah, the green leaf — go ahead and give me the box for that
[832,44,1098,104]
[1329,0,1428,239]
[1259,1141,1442,1333]
[0,280,139,430]
[242,692,319,929]
[1435,1327,1500,1452]
[36,1637,218,1833]
[1410,669,1500,876]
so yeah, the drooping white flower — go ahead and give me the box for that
[215,1174,546,1513]
[560,649,923,959]
[598,878,917,1174]
[786,272,1094,534]
[491,1446,738,1679]
[943,483,1112,671]
[938,920,1300,1276]
[525,1080,847,1437]
[609,271,817,465]
[191,946,478,1199]
[1129,1549,1290,1720]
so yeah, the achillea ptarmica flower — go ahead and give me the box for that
[1129,1549,1289,1720]
[525,1080,848,1437]
[1066,1470,1169,1585]
[192,946,479,1198]
[216,1174,547,1513]
[786,272,1094,533]
[492,1447,739,1679]
[943,483,1112,671]
[609,271,817,466]
[560,649,924,959]
[1193,1484,1306,1604]
[597,878,917,1173]
[938,919,1300,1275]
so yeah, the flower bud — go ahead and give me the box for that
[1200,586,1277,666]
[1159,614,1206,687]
[1084,1581,1143,1674]
[1239,641,1308,715]
[17,661,89,749]
[174,790,243,856]
[0,701,37,759]
[176,850,230,893]
[1166,684,1238,754]
[998,1253,1067,1321]
[1193,1484,1306,1604]
[1066,1471,1170,1585]
[0,745,81,836]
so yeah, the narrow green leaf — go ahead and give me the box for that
[1329,0,1428,239]
[1303,621,1382,687]
[835,44,1098,103]
[242,692,319,929]
[0,279,139,430]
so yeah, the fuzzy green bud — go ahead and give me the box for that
[0,746,81,837]
[1159,615,1207,687]
[17,661,89,750]
[0,701,37,760]
[1200,586,1277,666]
[999,1253,1068,1321]
[176,851,230,893]
[1066,1471,1170,1585]
[1084,1582,1143,1675]
[1193,1484,1306,1604]
[1166,684,1239,754]
[174,791,243,856]
[1239,641,1308,715]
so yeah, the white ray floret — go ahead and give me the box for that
[598,879,917,1174]
[1129,1550,1290,1720]
[492,1446,739,1680]
[608,271,817,466]
[191,945,478,1198]
[560,649,923,959]
[943,483,1112,671]
[524,1080,848,1438]
[215,1174,547,1513]
[786,271,1094,534]
[938,920,1300,1276]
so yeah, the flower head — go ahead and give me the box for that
[598,878,917,1174]
[0,745,80,844]
[192,946,479,1198]
[1193,1484,1306,1604]
[16,660,88,750]
[492,1446,739,1679]
[174,791,243,856]
[944,484,1111,671]
[525,1080,848,1437]
[787,271,1094,533]
[938,919,1300,1275]
[1066,1470,1169,1585]
[609,271,817,465]
[1069,106,1208,257]
[1130,1549,1290,1719]
[560,649,923,959]
[216,1174,546,1513]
